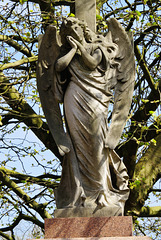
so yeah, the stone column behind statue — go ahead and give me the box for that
[75,0,96,32]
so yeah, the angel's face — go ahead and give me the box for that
[69,23,84,43]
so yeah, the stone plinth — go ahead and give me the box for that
[54,206,122,218]
[29,237,151,240]
[45,216,133,239]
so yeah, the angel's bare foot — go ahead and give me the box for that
[97,193,108,207]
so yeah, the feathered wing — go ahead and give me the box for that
[105,18,135,149]
[37,25,70,156]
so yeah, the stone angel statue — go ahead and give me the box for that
[37,17,135,214]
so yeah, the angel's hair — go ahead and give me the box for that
[60,17,95,44]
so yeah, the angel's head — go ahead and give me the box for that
[60,17,95,45]
[60,17,84,44]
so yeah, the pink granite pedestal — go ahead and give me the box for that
[43,217,150,240]
[45,216,133,238]
[41,238,151,240]
[29,216,151,240]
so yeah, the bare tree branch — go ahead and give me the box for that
[0,72,62,160]
[0,231,13,240]
[0,166,59,188]
[0,56,37,71]
[0,35,35,57]
[126,133,161,215]
[0,213,44,232]
[134,45,156,91]
[138,206,161,217]
[135,25,161,45]
[0,169,52,219]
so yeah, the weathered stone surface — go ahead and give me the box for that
[54,206,122,218]
[29,237,151,240]
[45,217,133,238]
[75,0,96,32]
[37,17,135,211]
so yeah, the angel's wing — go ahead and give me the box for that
[105,18,135,149]
[37,25,70,156]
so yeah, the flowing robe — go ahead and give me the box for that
[54,48,129,210]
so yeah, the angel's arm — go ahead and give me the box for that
[55,48,77,72]
[55,36,77,72]
[81,48,102,70]
[68,36,102,70]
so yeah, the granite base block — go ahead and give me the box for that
[29,237,151,240]
[45,216,133,238]
[54,206,122,218]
